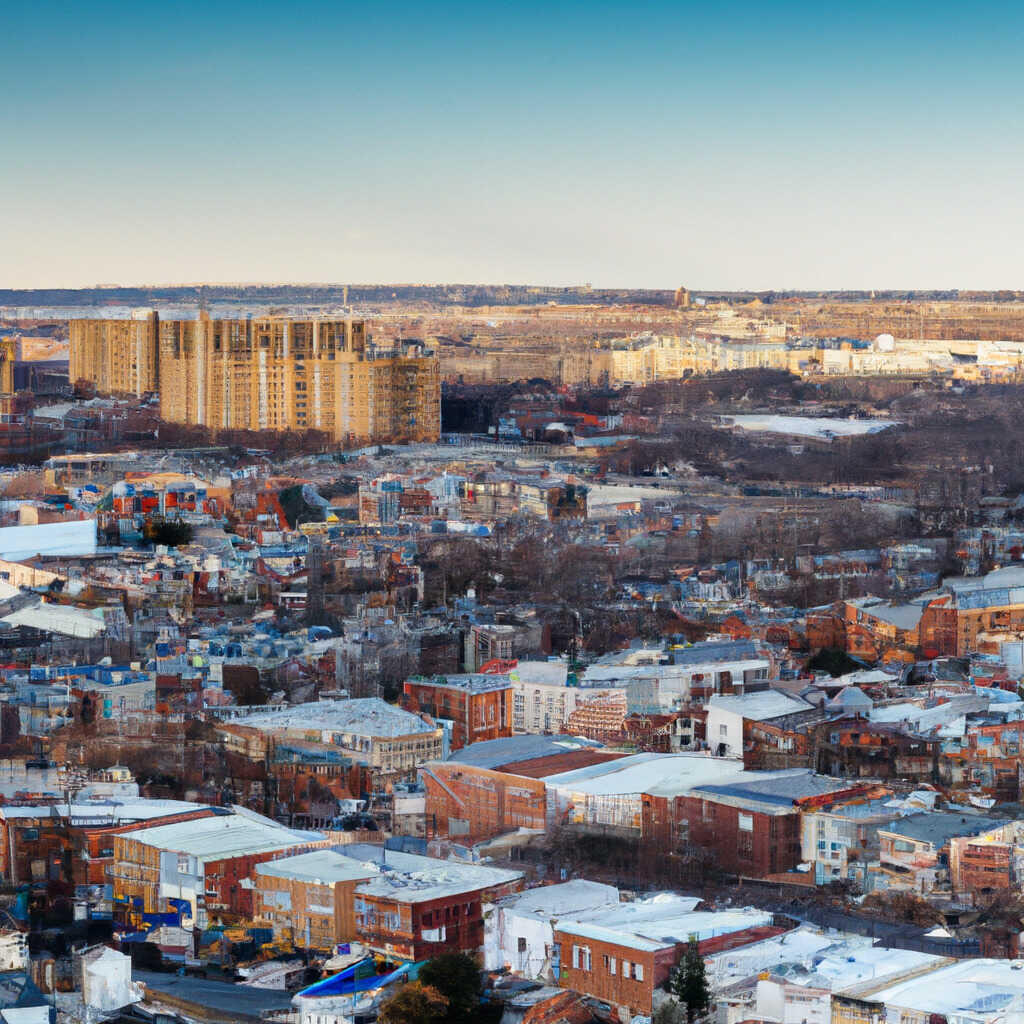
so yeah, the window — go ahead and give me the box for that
[738,813,753,832]
[622,960,631,979]
[634,963,644,981]
[719,724,728,737]
[518,937,527,953]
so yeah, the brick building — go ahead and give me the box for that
[640,771,861,878]
[346,846,523,961]
[553,905,780,1021]
[110,810,328,926]
[402,674,513,750]
[554,922,678,1020]
[420,735,621,841]
[253,849,379,952]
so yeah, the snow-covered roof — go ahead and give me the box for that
[127,812,321,862]
[542,752,748,797]
[255,849,380,886]
[866,959,1024,1019]
[231,698,439,738]
[708,691,814,721]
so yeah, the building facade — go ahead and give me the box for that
[402,675,513,750]
[69,313,160,396]
[69,313,441,444]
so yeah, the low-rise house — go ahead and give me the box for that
[218,698,444,787]
[874,811,1005,892]
[706,690,819,759]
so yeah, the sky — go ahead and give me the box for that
[3,0,1024,291]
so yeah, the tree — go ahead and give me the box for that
[417,953,482,1024]
[378,982,448,1024]
[669,936,711,1024]
[144,517,194,548]
[653,1000,687,1024]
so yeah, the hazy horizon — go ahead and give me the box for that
[6,0,1024,290]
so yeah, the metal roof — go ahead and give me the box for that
[127,813,321,862]
[446,734,603,770]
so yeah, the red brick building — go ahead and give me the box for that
[351,848,523,961]
[641,772,864,878]
[402,674,512,750]
[420,737,624,841]
[554,923,678,1020]
[553,915,786,1020]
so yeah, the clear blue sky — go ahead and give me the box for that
[3,0,1024,290]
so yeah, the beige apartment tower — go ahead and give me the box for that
[69,313,441,444]
[69,312,160,396]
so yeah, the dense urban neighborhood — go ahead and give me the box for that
[1,293,1024,1024]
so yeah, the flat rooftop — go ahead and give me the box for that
[542,752,749,797]
[231,698,439,738]
[445,734,605,770]
[341,845,523,903]
[865,959,1024,1018]
[255,849,380,886]
[127,813,321,862]
[708,691,815,721]
[879,811,1005,847]
[558,904,772,953]
[408,674,513,694]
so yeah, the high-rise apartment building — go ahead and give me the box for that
[69,312,160,396]
[69,313,441,444]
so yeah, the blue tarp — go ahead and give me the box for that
[298,959,424,998]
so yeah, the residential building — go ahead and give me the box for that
[346,846,523,961]
[508,661,579,734]
[402,674,513,750]
[253,849,380,952]
[218,699,444,786]
[70,313,441,444]
[483,879,620,974]
[69,312,159,396]
[705,690,819,759]
[110,809,327,926]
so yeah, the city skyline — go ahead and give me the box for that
[5,0,1024,290]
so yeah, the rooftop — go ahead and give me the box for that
[409,674,513,694]
[231,698,440,738]
[255,849,380,886]
[865,959,1024,1019]
[127,812,321,862]
[558,903,772,953]
[445,734,605,770]
[542,752,750,798]
[879,811,1005,847]
[342,845,523,903]
[708,691,815,721]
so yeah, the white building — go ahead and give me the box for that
[510,661,579,734]
[483,879,619,975]
[706,691,816,758]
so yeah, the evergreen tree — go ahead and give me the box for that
[669,936,711,1024]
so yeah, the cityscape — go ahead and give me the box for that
[7,1,1024,1024]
